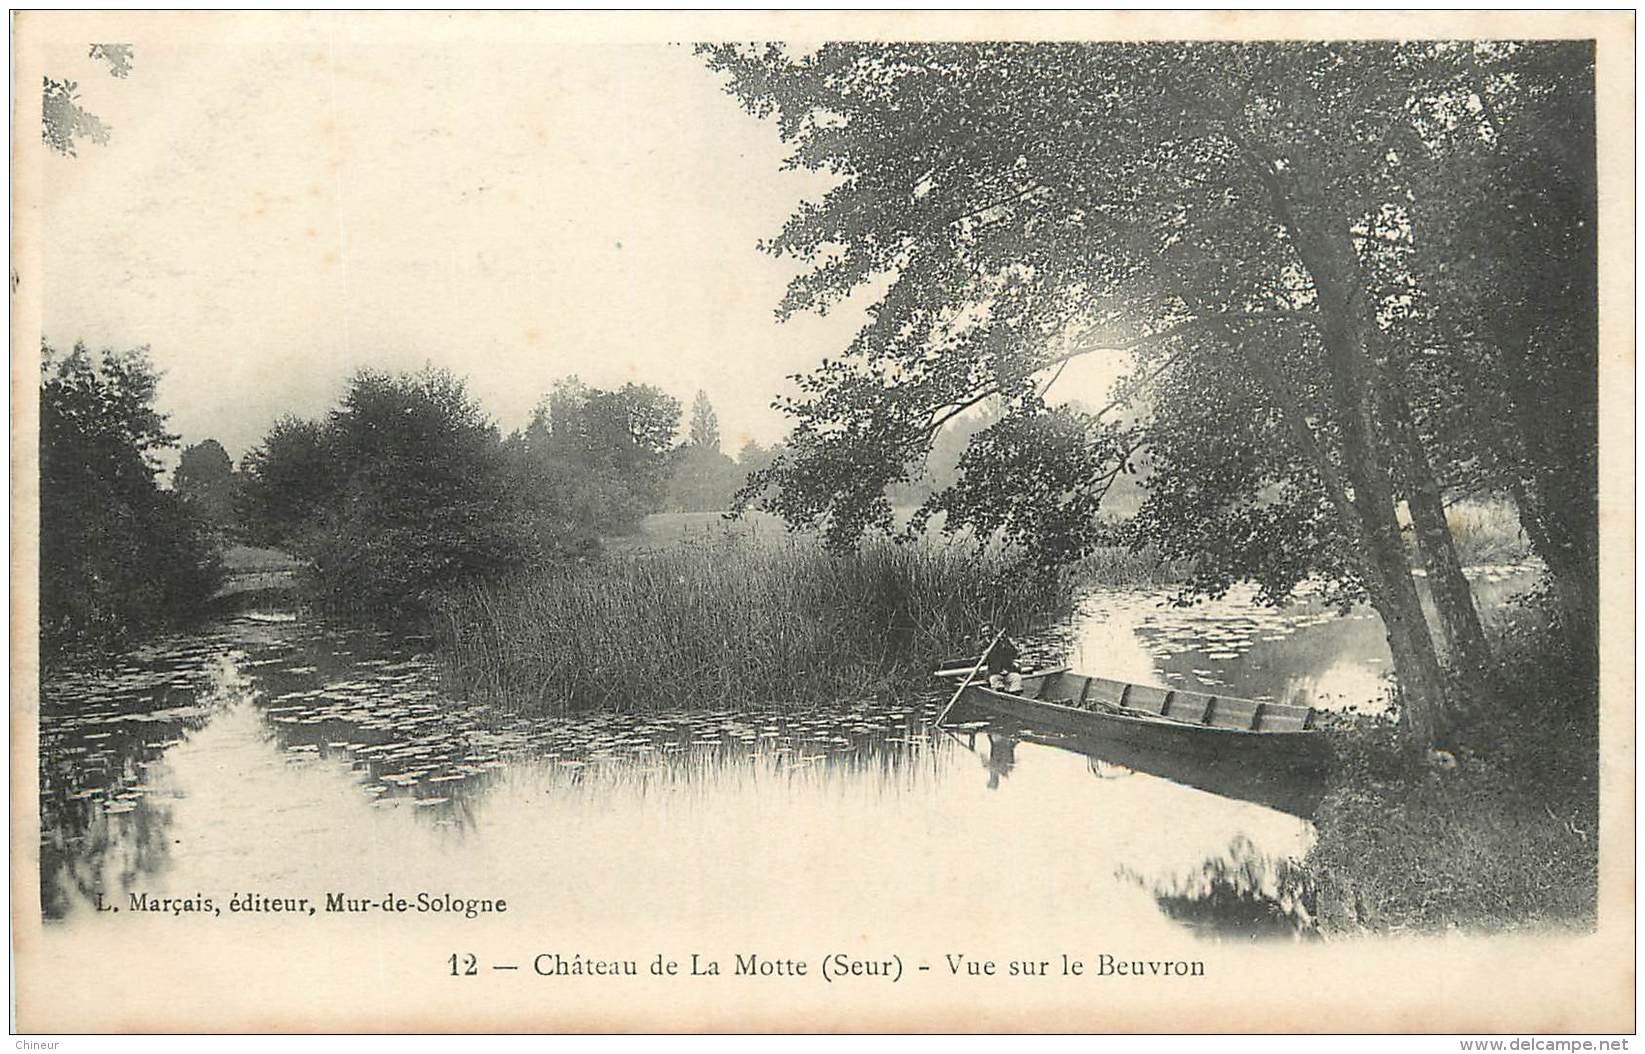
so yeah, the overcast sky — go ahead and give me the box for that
[37,24,1123,463]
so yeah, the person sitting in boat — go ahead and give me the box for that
[985,635,1023,693]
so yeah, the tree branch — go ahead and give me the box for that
[916,309,1307,446]
[1036,358,1071,401]
[1235,340,1365,546]
[934,183,1046,231]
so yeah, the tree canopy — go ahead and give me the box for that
[43,44,131,156]
[237,415,341,548]
[238,368,532,617]
[507,377,682,536]
[173,438,236,534]
[40,343,220,656]
[703,40,1598,750]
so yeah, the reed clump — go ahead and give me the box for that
[1442,499,1534,566]
[436,536,1065,714]
[1067,544,1186,587]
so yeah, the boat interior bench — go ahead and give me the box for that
[1026,671,1315,732]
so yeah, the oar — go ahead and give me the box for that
[934,627,1005,728]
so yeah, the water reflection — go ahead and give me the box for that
[38,567,1530,939]
[965,728,1325,820]
[981,734,1016,790]
[1041,565,1536,716]
[39,615,976,922]
[1118,835,1318,941]
[41,616,1315,943]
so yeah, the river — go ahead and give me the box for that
[36,564,1536,943]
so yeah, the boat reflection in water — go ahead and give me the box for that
[953,723,1324,939]
[952,723,1327,819]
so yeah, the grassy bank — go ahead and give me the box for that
[437,536,1069,714]
[601,510,792,554]
[1303,596,1597,933]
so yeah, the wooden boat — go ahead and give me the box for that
[941,668,1328,772]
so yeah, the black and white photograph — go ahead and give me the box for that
[10,10,1633,1035]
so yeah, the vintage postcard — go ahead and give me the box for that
[10,10,1634,1034]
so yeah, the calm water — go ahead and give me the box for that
[37,565,1535,939]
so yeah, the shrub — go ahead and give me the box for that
[318,368,534,617]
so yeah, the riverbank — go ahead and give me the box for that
[208,545,305,603]
[1302,600,1598,934]
[437,536,1073,714]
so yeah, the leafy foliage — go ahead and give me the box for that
[506,377,682,537]
[664,443,743,513]
[42,77,111,156]
[1126,335,1367,609]
[700,41,1528,561]
[43,44,133,155]
[172,439,237,535]
[241,368,532,618]
[87,44,134,78]
[915,403,1128,571]
[1394,44,1599,643]
[311,368,533,617]
[703,40,1598,747]
[237,416,340,548]
[40,343,220,658]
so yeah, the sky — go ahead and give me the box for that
[35,22,1125,464]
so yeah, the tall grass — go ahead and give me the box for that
[436,537,1067,715]
[1067,544,1185,587]
[1442,500,1534,566]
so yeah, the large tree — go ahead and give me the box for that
[241,368,532,616]
[40,342,220,656]
[173,438,237,534]
[1396,45,1599,657]
[704,41,1596,751]
[237,415,340,548]
[312,368,530,615]
[665,445,743,513]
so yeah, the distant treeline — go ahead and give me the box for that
[38,349,783,656]
[233,369,786,617]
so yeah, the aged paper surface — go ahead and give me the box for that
[11,10,1634,1033]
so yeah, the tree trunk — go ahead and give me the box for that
[1354,491,1454,750]
[1406,482,1494,675]
[1364,573,1453,748]
[1495,332,1600,661]
[1226,133,1455,751]
[1234,337,1450,744]
[1515,472,1599,662]
[1293,221,1454,751]
[1380,368,1496,683]
[1504,468,1555,565]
